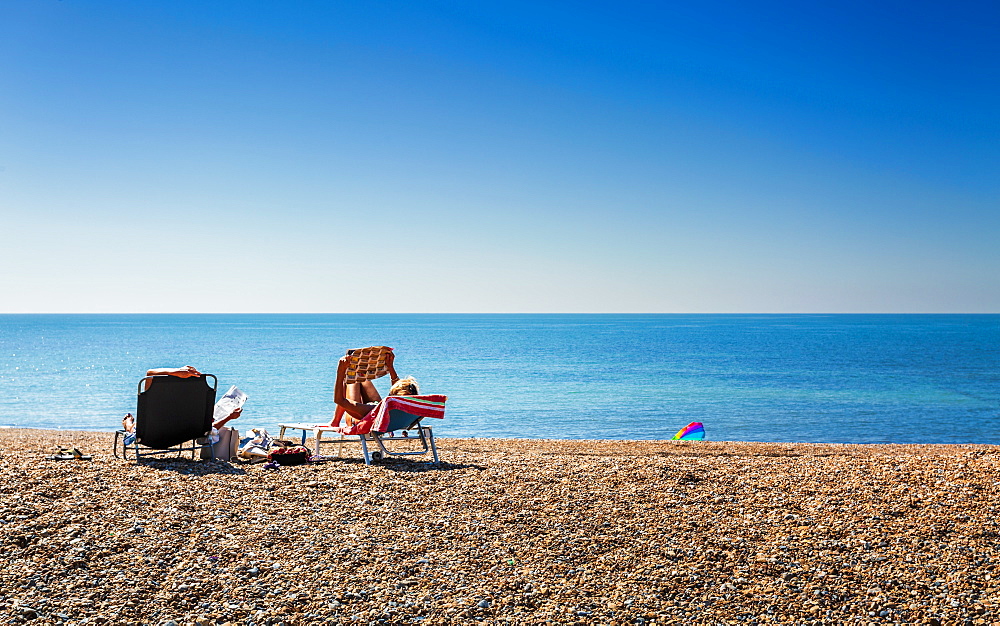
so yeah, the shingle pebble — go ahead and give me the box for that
[2,429,999,624]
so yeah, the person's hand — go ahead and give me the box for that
[335,356,351,383]
[384,350,399,383]
[174,365,201,378]
[229,407,242,420]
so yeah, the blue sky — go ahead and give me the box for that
[1,0,997,312]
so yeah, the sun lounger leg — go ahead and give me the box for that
[373,433,391,457]
[360,436,372,465]
[425,427,439,463]
[315,430,331,457]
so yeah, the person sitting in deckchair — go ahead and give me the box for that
[121,366,242,445]
[333,350,419,426]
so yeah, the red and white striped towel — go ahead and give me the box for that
[333,395,446,436]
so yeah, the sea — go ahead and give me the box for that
[0,314,997,444]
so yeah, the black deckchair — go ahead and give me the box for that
[114,374,217,461]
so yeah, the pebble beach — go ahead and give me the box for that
[2,430,999,625]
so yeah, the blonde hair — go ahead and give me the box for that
[389,376,419,396]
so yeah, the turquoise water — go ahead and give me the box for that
[0,314,997,443]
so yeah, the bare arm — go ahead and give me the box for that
[385,351,400,384]
[144,365,202,390]
[213,407,241,430]
[146,365,201,378]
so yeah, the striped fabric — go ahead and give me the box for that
[333,394,446,436]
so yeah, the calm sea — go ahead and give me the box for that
[0,314,997,444]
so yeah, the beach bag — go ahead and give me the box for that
[238,428,273,462]
[217,426,239,460]
[268,444,310,466]
[199,426,239,461]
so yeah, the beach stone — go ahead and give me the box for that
[6,431,1000,625]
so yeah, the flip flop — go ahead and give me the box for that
[46,448,93,461]
[71,448,93,460]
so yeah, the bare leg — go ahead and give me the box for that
[341,382,382,425]
[359,381,382,404]
[346,382,365,404]
[122,413,137,445]
[342,383,365,426]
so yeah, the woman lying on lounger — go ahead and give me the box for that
[121,366,242,446]
[334,351,419,426]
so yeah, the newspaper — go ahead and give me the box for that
[213,385,248,422]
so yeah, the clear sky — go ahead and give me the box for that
[1,0,997,313]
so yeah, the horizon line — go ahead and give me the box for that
[1,311,997,316]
